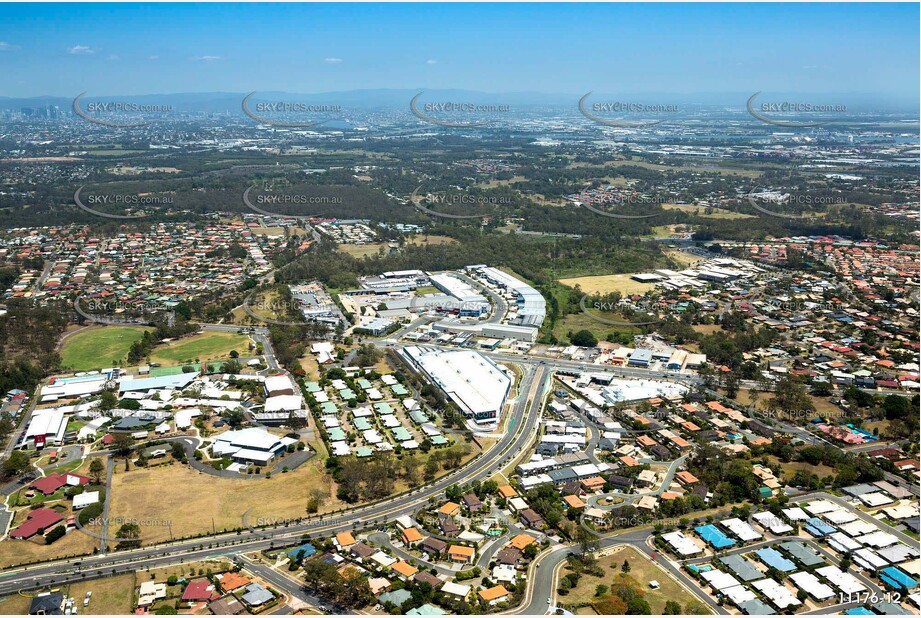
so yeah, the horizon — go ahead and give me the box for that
[0,3,918,106]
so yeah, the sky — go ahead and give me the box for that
[0,3,918,104]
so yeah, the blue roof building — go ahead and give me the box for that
[755,547,796,572]
[287,543,316,560]
[695,524,735,549]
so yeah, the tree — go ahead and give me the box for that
[224,408,246,428]
[593,595,627,615]
[626,596,651,615]
[424,456,440,482]
[45,525,67,544]
[576,526,598,556]
[115,522,142,550]
[302,557,337,592]
[570,329,598,348]
[118,398,142,411]
[621,559,631,574]
[2,451,31,477]
[286,412,307,432]
[882,395,911,420]
[222,359,243,375]
[97,390,118,412]
[89,458,105,484]
[663,600,682,614]
[170,442,186,461]
[111,433,134,457]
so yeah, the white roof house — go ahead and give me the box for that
[265,394,303,413]
[752,578,801,609]
[265,375,296,397]
[782,507,809,521]
[137,581,167,607]
[701,569,741,592]
[41,376,107,399]
[211,427,289,464]
[73,490,100,510]
[723,585,756,605]
[752,511,793,534]
[77,415,111,441]
[788,571,834,600]
[174,408,201,430]
[662,531,703,556]
[440,582,471,598]
[721,518,762,542]
[816,566,866,595]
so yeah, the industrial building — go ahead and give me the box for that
[469,266,545,329]
[40,374,109,402]
[23,407,68,449]
[399,346,511,425]
[601,378,688,405]
[429,273,489,316]
[430,319,538,343]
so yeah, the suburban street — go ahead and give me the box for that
[0,362,548,599]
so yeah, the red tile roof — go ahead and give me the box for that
[181,579,220,602]
[10,508,63,539]
[30,472,90,495]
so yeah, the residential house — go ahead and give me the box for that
[479,585,510,605]
[519,509,545,529]
[448,545,475,564]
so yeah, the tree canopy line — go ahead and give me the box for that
[0,298,67,399]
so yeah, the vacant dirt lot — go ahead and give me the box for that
[107,458,343,544]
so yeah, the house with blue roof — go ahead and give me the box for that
[881,566,919,591]
[287,543,316,561]
[755,547,796,572]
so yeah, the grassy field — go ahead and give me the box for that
[405,234,457,247]
[148,331,252,365]
[107,458,345,543]
[561,545,710,614]
[559,274,655,296]
[734,388,842,420]
[65,573,137,615]
[299,352,321,379]
[661,203,757,220]
[60,326,153,371]
[338,234,457,258]
[251,226,287,236]
[767,455,837,481]
[550,311,640,345]
[665,249,706,267]
[691,324,723,336]
[0,592,31,615]
[147,559,234,583]
[338,242,393,258]
[0,529,98,569]
[605,159,764,179]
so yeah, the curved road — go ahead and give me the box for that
[0,364,548,598]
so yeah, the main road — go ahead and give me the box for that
[0,363,548,598]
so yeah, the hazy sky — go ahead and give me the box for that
[1,3,918,102]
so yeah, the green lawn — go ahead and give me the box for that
[60,326,153,371]
[148,331,252,365]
